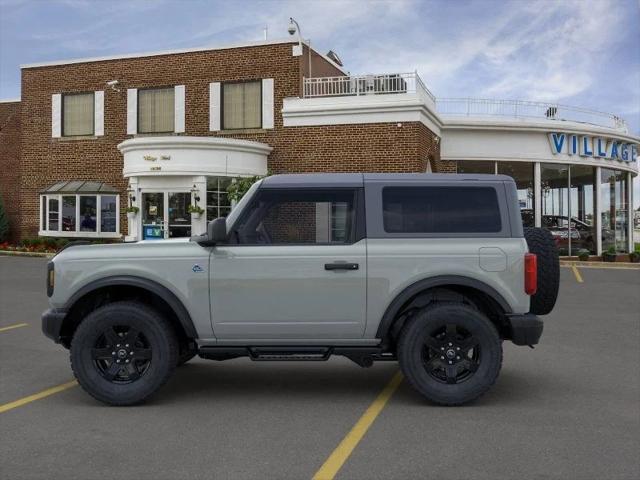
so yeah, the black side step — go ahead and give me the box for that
[198,346,397,368]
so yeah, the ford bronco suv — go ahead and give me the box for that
[42,173,559,406]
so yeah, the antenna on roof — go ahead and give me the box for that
[263,25,268,41]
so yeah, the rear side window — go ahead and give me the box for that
[382,186,502,233]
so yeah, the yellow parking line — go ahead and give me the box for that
[0,380,78,414]
[312,371,403,480]
[571,265,584,283]
[0,323,28,333]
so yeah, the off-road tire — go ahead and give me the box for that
[524,227,560,315]
[398,302,502,406]
[70,301,178,406]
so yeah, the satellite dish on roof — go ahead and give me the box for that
[326,50,343,67]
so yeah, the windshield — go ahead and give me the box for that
[225,179,263,230]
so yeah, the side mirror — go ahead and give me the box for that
[208,217,227,244]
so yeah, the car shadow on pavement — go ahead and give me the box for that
[145,359,400,406]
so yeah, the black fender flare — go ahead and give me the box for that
[375,275,512,342]
[65,275,198,339]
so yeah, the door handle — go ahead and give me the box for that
[324,262,359,271]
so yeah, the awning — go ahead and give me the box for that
[40,180,119,194]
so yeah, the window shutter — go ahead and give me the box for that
[127,88,137,134]
[94,91,104,136]
[209,82,221,131]
[262,78,274,129]
[51,94,62,138]
[174,85,185,133]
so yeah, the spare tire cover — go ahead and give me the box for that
[524,227,560,315]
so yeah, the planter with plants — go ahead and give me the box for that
[629,249,640,263]
[577,249,590,261]
[126,206,139,220]
[602,246,617,262]
[187,204,205,219]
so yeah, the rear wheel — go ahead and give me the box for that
[398,303,502,405]
[70,301,178,406]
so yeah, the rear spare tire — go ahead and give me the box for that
[524,227,559,315]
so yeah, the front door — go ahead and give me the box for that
[141,192,192,240]
[210,188,367,339]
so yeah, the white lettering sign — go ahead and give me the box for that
[548,133,637,163]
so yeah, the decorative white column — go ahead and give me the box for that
[534,162,542,228]
[191,175,208,236]
[595,167,602,256]
[125,177,140,242]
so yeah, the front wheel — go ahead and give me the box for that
[398,302,502,406]
[70,301,178,406]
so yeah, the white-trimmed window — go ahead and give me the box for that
[206,176,233,221]
[222,81,262,129]
[62,92,94,136]
[52,91,104,138]
[39,181,120,238]
[138,87,175,133]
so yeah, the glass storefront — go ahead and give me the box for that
[498,162,535,227]
[601,169,629,253]
[455,160,633,255]
[457,160,495,174]
[569,165,596,254]
[541,163,570,255]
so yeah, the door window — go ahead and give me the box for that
[142,192,165,240]
[231,189,357,245]
[168,192,191,238]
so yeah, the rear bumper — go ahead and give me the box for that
[506,313,543,346]
[41,308,67,344]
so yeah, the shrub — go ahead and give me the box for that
[577,249,589,261]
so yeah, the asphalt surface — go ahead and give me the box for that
[0,256,639,480]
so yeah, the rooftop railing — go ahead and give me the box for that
[302,73,627,132]
[303,72,436,102]
[436,98,627,132]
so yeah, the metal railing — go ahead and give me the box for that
[435,98,628,132]
[303,72,436,102]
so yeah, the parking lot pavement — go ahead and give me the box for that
[1,257,639,480]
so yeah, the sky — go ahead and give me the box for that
[1,0,639,204]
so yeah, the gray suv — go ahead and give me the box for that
[42,173,559,406]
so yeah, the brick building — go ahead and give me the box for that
[0,38,638,254]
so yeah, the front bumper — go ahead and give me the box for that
[506,313,543,346]
[41,308,67,344]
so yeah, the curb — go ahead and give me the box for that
[560,260,640,269]
[0,250,55,258]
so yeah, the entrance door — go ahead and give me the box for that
[141,192,192,240]
[142,192,165,240]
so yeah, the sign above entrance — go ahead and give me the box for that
[548,132,637,163]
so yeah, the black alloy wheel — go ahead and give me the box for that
[91,325,152,383]
[421,323,480,385]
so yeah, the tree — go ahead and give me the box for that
[226,174,269,203]
[0,194,9,243]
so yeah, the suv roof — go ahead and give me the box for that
[261,173,515,189]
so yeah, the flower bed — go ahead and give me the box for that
[0,237,121,254]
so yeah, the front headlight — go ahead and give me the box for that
[47,262,55,297]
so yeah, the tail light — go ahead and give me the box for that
[524,253,537,295]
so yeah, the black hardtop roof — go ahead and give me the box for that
[261,173,514,188]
